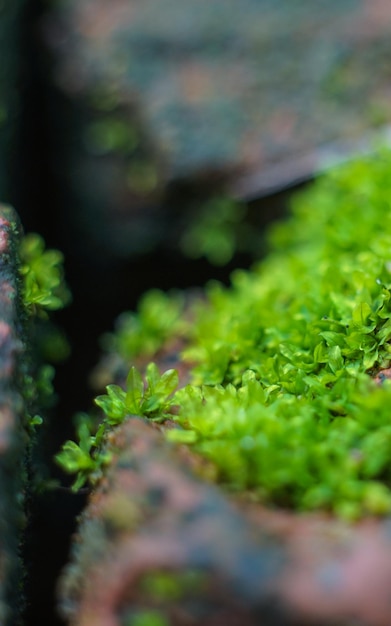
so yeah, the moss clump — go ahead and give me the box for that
[122,610,169,626]
[101,290,185,362]
[19,233,71,315]
[56,363,179,490]
[60,148,391,520]
[19,232,71,431]
[179,195,249,265]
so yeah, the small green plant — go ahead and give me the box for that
[180,195,250,265]
[19,232,71,315]
[140,569,206,602]
[23,364,55,431]
[101,290,185,361]
[56,364,179,489]
[169,372,391,519]
[55,417,111,491]
[19,233,70,430]
[123,610,169,626]
[94,363,179,423]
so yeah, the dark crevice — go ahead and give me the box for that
[12,1,85,624]
[9,2,297,624]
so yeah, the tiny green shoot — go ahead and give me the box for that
[56,364,179,490]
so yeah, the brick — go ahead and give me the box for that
[0,204,27,625]
[59,417,391,626]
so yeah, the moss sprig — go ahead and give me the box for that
[56,364,179,490]
[19,233,70,430]
[19,232,71,316]
[100,289,185,361]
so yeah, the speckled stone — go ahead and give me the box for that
[46,0,391,188]
[0,204,27,625]
[59,417,391,626]
[40,0,391,260]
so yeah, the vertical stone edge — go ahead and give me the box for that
[0,203,26,625]
[57,418,289,626]
[0,1,24,201]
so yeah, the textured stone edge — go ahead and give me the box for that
[58,418,288,626]
[58,416,391,626]
[0,204,27,625]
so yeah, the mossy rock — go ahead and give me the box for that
[58,416,391,626]
[58,149,391,624]
[0,204,71,624]
[0,205,28,624]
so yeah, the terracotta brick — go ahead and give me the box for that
[0,204,27,624]
[59,417,391,626]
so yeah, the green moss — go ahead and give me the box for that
[180,195,249,265]
[126,162,159,194]
[56,363,178,489]
[84,118,139,156]
[19,233,71,315]
[59,148,391,519]
[55,417,111,491]
[123,610,169,626]
[19,233,70,431]
[101,290,185,361]
[140,570,206,602]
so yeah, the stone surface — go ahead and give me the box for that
[59,417,391,626]
[46,0,391,185]
[40,0,391,259]
[0,204,26,625]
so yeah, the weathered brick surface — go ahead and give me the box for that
[45,0,391,188]
[0,204,26,625]
[59,417,391,626]
[39,1,391,259]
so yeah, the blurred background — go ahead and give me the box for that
[1,0,391,623]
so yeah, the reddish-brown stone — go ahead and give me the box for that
[0,204,27,624]
[40,1,391,261]
[45,0,391,193]
[59,417,391,626]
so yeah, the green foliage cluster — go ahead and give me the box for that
[58,149,391,519]
[122,570,206,626]
[19,233,71,315]
[123,610,169,626]
[169,150,391,518]
[170,373,391,519]
[94,363,178,423]
[101,289,185,360]
[56,364,179,489]
[140,570,205,603]
[180,196,249,265]
[55,417,111,491]
[23,364,55,431]
[19,233,70,430]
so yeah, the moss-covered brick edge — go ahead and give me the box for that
[58,417,391,626]
[0,204,27,625]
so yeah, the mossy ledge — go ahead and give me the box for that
[62,148,391,521]
[57,149,391,625]
[0,204,27,624]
